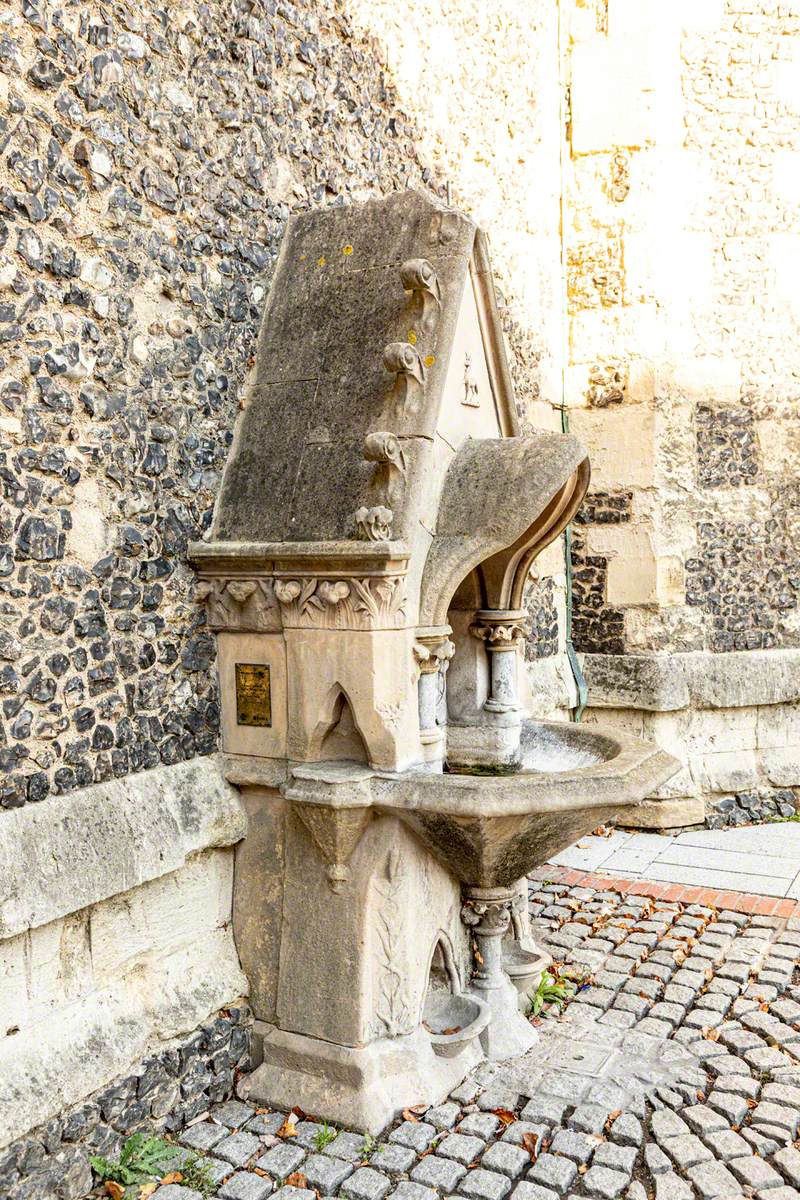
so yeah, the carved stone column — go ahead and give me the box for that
[461,885,538,1060]
[414,629,455,771]
[469,610,530,714]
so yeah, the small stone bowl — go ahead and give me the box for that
[503,942,549,1006]
[422,991,490,1059]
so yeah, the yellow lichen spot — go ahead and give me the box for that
[342,244,354,256]
[317,256,326,267]
[407,329,417,345]
[423,354,435,368]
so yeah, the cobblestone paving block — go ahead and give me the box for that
[660,1132,713,1169]
[388,1183,437,1200]
[247,1113,288,1137]
[653,1171,693,1200]
[508,1183,557,1200]
[548,1127,595,1164]
[218,1172,275,1200]
[567,1103,609,1134]
[592,1142,637,1174]
[707,1089,750,1125]
[581,1164,629,1198]
[642,1137,671,1176]
[426,1103,462,1130]
[519,1098,569,1127]
[370,1145,416,1174]
[528,1152,577,1193]
[501,1122,548,1148]
[324,1133,370,1163]
[302,1153,356,1193]
[410,1154,467,1192]
[457,1166,512,1200]
[179,1120,229,1152]
[681,1104,728,1136]
[214,1132,265,1168]
[686,1158,744,1197]
[271,1187,316,1200]
[701,1127,752,1161]
[388,1122,437,1153]
[292,1123,330,1151]
[458,1114,501,1140]
[212,1101,258,1129]
[480,1141,530,1179]
[256,1144,307,1179]
[438,1133,486,1165]
[650,1110,691,1142]
[729,1154,786,1190]
[341,1167,392,1200]
[772,1145,800,1187]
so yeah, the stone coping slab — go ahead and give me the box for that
[581,647,800,712]
[0,756,246,938]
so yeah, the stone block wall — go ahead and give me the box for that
[563,0,800,819]
[0,759,248,1186]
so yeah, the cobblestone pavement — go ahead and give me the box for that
[145,881,800,1200]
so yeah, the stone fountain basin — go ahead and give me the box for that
[372,720,679,888]
[422,991,490,1058]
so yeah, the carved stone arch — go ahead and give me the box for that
[308,682,370,764]
[419,437,590,629]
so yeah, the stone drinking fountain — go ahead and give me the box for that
[189,191,679,1132]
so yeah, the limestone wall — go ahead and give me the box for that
[563,0,800,818]
[564,0,800,657]
[0,758,248,1192]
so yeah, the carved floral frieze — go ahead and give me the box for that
[196,573,408,632]
[195,577,280,631]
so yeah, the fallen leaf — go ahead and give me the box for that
[441,1026,462,1036]
[139,1186,158,1199]
[578,1164,589,1175]
[604,1109,622,1132]
[402,1109,420,1123]
[521,1132,539,1160]
[253,1168,271,1178]
[159,1174,182,1186]
[105,1185,125,1200]
[696,1090,706,1102]
[277,1116,298,1138]
[703,1027,720,1042]
[492,1109,517,1127]
[291,1106,307,1120]
[286,1173,308,1188]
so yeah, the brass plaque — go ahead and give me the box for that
[235,663,272,727]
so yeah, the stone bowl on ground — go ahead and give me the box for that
[422,991,491,1058]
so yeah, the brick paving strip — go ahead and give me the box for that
[136,880,800,1200]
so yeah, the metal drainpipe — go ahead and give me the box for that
[561,406,588,723]
[557,1,587,723]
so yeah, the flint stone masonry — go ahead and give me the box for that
[0,1007,251,1200]
[0,0,564,817]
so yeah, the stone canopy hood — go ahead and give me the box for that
[195,189,589,630]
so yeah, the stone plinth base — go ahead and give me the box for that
[581,648,800,829]
[238,1025,482,1134]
